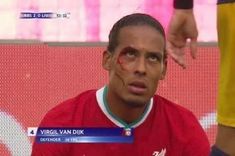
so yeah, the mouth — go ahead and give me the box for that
[128,81,147,95]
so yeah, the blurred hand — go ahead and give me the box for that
[167,9,198,69]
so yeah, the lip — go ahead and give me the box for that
[128,81,147,94]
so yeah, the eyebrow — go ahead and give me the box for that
[120,46,138,53]
[121,46,163,59]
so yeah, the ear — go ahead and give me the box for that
[102,50,112,71]
[160,59,167,80]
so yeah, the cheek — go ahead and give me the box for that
[148,63,163,75]
[148,68,163,85]
[108,61,129,86]
[148,76,161,94]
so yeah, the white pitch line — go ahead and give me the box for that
[199,112,217,130]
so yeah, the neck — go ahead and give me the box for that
[105,87,149,125]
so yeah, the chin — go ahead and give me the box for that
[124,96,150,108]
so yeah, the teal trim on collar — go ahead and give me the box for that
[103,86,150,128]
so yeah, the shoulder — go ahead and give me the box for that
[32,90,97,155]
[153,95,196,120]
[153,95,210,155]
[153,94,203,129]
[39,89,97,127]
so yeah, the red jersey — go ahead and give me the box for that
[32,87,210,156]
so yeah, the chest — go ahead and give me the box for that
[68,129,184,156]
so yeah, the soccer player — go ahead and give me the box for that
[167,0,235,155]
[32,13,210,156]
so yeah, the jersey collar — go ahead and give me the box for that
[96,86,153,128]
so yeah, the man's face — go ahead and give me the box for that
[103,25,166,107]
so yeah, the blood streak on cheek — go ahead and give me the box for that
[117,52,134,72]
[117,53,127,71]
[115,53,128,86]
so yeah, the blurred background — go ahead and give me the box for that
[0,0,217,155]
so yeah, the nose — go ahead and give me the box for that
[134,57,146,75]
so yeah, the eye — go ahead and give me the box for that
[125,51,136,58]
[148,54,161,62]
